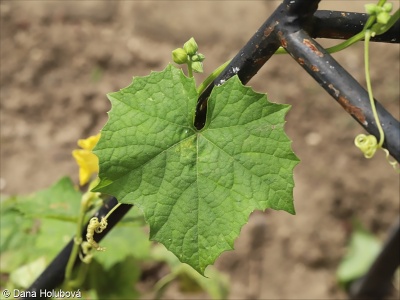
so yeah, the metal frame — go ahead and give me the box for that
[24,1,400,299]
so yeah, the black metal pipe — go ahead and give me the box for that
[312,11,400,43]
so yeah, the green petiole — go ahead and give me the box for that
[187,61,193,78]
[196,60,231,95]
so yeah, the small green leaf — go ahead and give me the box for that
[87,257,141,299]
[336,223,381,287]
[94,64,298,273]
[10,257,47,289]
[16,177,82,221]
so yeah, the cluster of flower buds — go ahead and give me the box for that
[365,2,394,35]
[172,37,205,73]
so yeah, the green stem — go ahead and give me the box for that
[187,61,193,78]
[65,198,88,284]
[327,31,367,53]
[104,202,122,220]
[68,262,90,289]
[154,273,177,300]
[364,30,385,147]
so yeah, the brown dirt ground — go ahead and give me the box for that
[1,1,399,299]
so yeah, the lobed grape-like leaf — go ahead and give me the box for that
[93,64,299,274]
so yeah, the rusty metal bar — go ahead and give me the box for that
[276,27,400,162]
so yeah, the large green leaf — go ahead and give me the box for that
[35,218,76,259]
[0,198,36,272]
[16,177,82,221]
[94,64,299,273]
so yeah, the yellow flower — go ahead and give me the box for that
[72,133,101,186]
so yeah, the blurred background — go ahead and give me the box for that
[1,1,399,299]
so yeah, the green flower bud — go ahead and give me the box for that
[191,53,205,62]
[183,37,198,56]
[377,11,390,24]
[172,48,188,64]
[365,4,378,15]
[192,61,203,73]
[383,3,393,12]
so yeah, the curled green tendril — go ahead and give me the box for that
[354,29,383,158]
[355,134,399,171]
[65,187,101,284]
[86,217,107,251]
[382,149,400,171]
[354,134,378,158]
[354,26,399,172]
[79,241,94,264]
[83,202,122,255]
[349,0,399,171]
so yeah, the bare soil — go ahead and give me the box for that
[1,1,399,299]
